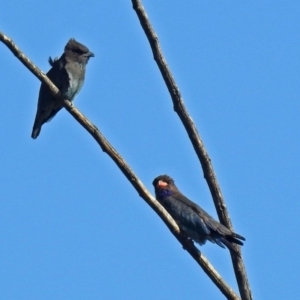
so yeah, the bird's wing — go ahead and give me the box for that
[174,191,234,236]
[45,57,69,91]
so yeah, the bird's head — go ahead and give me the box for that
[152,174,177,199]
[65,38,95,64]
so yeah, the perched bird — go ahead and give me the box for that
[152,175,245,253]
[31,38,94,139]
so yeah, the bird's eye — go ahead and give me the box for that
[73,49,83,54]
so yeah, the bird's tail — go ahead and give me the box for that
[219,233,245,254]
[219,238,240,254]
[228,233,246,245]
[31,121,41,139]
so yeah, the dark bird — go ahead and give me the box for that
[152,175,245,253]
[31,38,94,139]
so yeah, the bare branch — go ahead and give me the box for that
[131,1,252,300]
[0,30,240,300]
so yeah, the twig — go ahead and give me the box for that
[131,1,252,300]
[0,30,240,300]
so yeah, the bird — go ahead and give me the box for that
[31,38,94,139]
[152,174,245,253]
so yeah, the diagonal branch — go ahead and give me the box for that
[131,1,252,300]
[0,31,240,300]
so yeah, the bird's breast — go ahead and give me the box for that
[66,70,85,101]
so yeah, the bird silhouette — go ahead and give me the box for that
[153,174,245,253]
[31,38,94,139]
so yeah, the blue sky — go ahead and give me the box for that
[1,1,300,299]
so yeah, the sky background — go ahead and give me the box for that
[1,1,300,299]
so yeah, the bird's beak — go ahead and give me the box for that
[87,51,95,58]
[158,180,168,187]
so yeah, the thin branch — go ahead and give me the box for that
[0,31,240,300]
[131,2,252,300]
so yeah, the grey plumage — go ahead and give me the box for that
[153,175,245,253]
[31,38,94,139]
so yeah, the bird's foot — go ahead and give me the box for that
[182,237,194,250]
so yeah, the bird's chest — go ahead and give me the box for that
[66,63,85,100]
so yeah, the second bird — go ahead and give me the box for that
[31,38,94,139]
[153,174,245,253]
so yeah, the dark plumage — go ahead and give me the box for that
[31,38,94,139]
[152,175,245,253]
